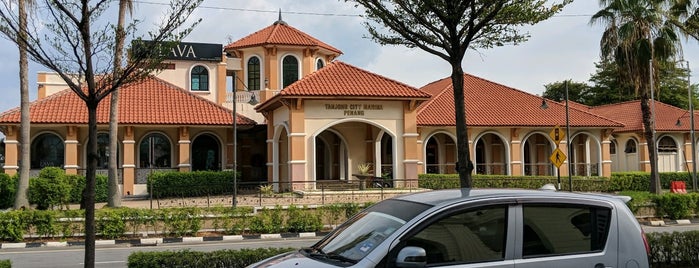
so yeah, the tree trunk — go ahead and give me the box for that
[14,0,30,210]
[640,95,661,194]
[451,62,473,188]
[84,100,98,268]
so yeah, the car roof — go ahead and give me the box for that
[393,188,626,207]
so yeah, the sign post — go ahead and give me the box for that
[549,125,566,190]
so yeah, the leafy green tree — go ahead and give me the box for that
[590,0,699,194]
[542,80,591,104]
[0,1,202,266]
[350,0,570,188]
[586,60,637,106]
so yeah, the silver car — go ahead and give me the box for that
[249,188,650,268]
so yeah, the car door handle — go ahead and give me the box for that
[594,263,611,268]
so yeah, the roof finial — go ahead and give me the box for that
[274,9,286,25]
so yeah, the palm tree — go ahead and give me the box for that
[590,0,698,194]
[107,0,134,207]
[14,0,33,209]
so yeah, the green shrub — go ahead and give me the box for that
[653,193,699,220]
[96,208,127,239]
[28,167,72,210]
[0,173,16,209]
[162,207,201,237]
[286,205,322,233]
[249,207,284,234]
[0,259,10,268]
[618,191,654,213]
[148,171,238,199]
[65,174,109,204]
[418,174,610,191]
[127,248,295,268]
[30,210,59,238]
[647,231,699,267]
[0,210,28,242]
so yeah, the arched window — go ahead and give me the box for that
[282,55,299,88]
[139,133,171,168]
[190,65,209,91]
[247,57,261,91]
[624,139,637,154]
[316,58,325,70]
[658,137,678,153]
[31,133,64,169]
[609,140,617,154]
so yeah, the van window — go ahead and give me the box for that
[404,205,507,265]
[522,204,611,258]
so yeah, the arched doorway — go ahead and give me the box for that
[424,132,457,174]
[31,133,64,169]
[523,133,553,176]
[475,133,508,175]
[274,126,289,192]
[658,136,679,172]
[569,133,602,176]
[624,138,639,171]
[379,132,393,179]
[191,133,221,171]
[315,130,347,180]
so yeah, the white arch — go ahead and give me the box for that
[520,131,555,176]
[190,132,223,171]
[188,64,211,91]
[137,131,174,168]
[473,130,512,175]
[311,128,349,181]
[569,131,603,176]
[422,130,457,174]
[245,55,264,90]
[279,53,301,88]
[271,123,291,191]
[657,134,681,172]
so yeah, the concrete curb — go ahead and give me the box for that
[0,231,329,249]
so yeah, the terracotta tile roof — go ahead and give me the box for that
[0,76,255,126]
[590,100,697,132]
[224,21,342,54]
[276,61,431,98]
[417,74,624,128]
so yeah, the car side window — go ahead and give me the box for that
[522,204,611,258]
[403,205,508,265]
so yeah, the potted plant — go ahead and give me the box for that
[353,163,373,190]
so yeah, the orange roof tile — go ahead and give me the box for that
[277,61,432,98]
[225,21,342,55]
[0,76,255,126]
[590,100,697,132]
[417,74,623,128]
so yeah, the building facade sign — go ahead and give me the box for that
[306,101,401,119]
[133,41,223,62]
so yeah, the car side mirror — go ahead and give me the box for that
[396,246,427,268]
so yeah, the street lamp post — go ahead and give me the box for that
[565,81,572,191]
[684,60,697,191]
[231,74,259,207]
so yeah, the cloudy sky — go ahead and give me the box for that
[1,0,698,115]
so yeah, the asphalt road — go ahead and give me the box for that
[0,238,320,268]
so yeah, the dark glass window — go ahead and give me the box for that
[282,55,298,88]
[522,204,611,258]
[191,65,209,91]
[316,58,324,70]
[97,133,109,169]
[247,57,261,90]
[610,140,617,154]
[404,205,507,265]
[31,133,64,169]
[624,139,637,154]
[139,133,171,168]
[658,136,678,153]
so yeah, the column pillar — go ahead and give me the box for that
[639,135,651,172]
[178,127,191,172]
[122,126,135,195]
[601,130,613,177]
[403,101,419,188]
[64,126,79,175]
[510,128,522,176]
[3,125,19,175]
[288,100,306,190]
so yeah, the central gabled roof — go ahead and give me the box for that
[256,61,431,112]
[0,76,255,126]
[224,20,342,55]
[417,74,623,128]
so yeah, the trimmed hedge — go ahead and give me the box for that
[127,248,295,268]
[0,260,10,268]
[418,172,695,192]
[147,170,237,199]
[647,231,699,267]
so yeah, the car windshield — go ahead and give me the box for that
[312,199,432,263]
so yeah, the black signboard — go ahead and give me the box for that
[132,40,222,62]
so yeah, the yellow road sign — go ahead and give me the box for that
[549,125,565,144]
[550,147,566,168]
